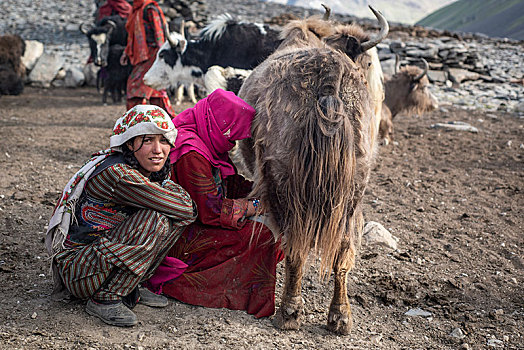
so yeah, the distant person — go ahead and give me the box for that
[121,0,175,117]
[45,105,196,326]
[95,0,132,22]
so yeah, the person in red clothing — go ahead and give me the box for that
[148,89,284,318]
[121,0,175,116]
[95,0,132,22]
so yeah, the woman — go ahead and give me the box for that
[95,0,132,22]
[151,89,284,318]
[46,105,196,327]
[122,0,174,116]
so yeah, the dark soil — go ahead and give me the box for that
[0,87,522,349]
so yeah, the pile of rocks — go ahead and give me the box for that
[379,38,505,83]
[159,0,209,29]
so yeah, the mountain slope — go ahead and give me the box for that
[263,0,457,24]
[417,0,524,40]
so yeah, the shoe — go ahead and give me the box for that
[138,287,168,308]
[86,299,138,327]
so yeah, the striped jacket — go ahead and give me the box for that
[66,160,196,247]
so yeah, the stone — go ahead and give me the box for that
[363,221,398,250]
[487,338,503,347]
[55,68,66,80]
[64,67,85,88]
[21,40,44,71]
[430,121,479,133]
[405,307,432,317]
[448,68,480,83]
[450,328,466,339]
[28,53,64,88]
[405,47,438,59]
[427,70,448,84]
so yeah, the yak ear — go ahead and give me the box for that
[344,36,363,60]
[324,35,362,60]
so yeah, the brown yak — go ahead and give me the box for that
[0,34,26,96]
[379,57,439,144]
[238,6,388,335]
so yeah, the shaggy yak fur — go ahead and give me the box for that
[380,60,438,143]
[0,34,26,96]
[238,8,387,335]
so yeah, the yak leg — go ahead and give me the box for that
[174,84,184,105]
[327,239,355,334]
[102,86,108,104]
[327,214,361,335]
[274,255,306,330]
[187,82,197,104]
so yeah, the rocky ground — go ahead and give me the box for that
[0,1,523,349]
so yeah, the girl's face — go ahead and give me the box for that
[127,134,171,177]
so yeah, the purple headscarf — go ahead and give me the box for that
[169,89,255,177]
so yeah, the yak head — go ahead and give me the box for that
[385,58,439,117]
[143,24,204,91]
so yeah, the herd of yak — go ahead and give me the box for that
[0,5,440,335]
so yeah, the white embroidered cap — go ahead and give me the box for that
[110,105,178,150]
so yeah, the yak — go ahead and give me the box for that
[0,34,26,96]
[237,6,388,335]
[379,57,439,144]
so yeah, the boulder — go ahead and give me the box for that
[64,67,85,88]
[28,53,64,88]
[448,68,480,83]
[21,40,44,71]
[363,221,398,250]
[405,47,438,59]
[430,121,479,133]
[427,70,448,84]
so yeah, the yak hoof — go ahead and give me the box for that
[327,303,353,335]
[273,296,304,331]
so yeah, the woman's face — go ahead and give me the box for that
[127,134,171,177]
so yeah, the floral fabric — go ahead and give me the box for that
[110,104,177,149]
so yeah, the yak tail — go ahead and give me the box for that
[283,63,363,278]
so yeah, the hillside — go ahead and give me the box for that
[417,0,524,40]
[263,0,457,24]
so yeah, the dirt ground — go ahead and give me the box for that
[0,87,522,349]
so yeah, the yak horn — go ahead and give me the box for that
[414,58,429,81]
[180,19,186,40]
[321,4,331,20]
[106,20,117,29]
[361,6,389,52]
[79,22,92,34]
[164,22,177,47]
[394,54,400,74]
